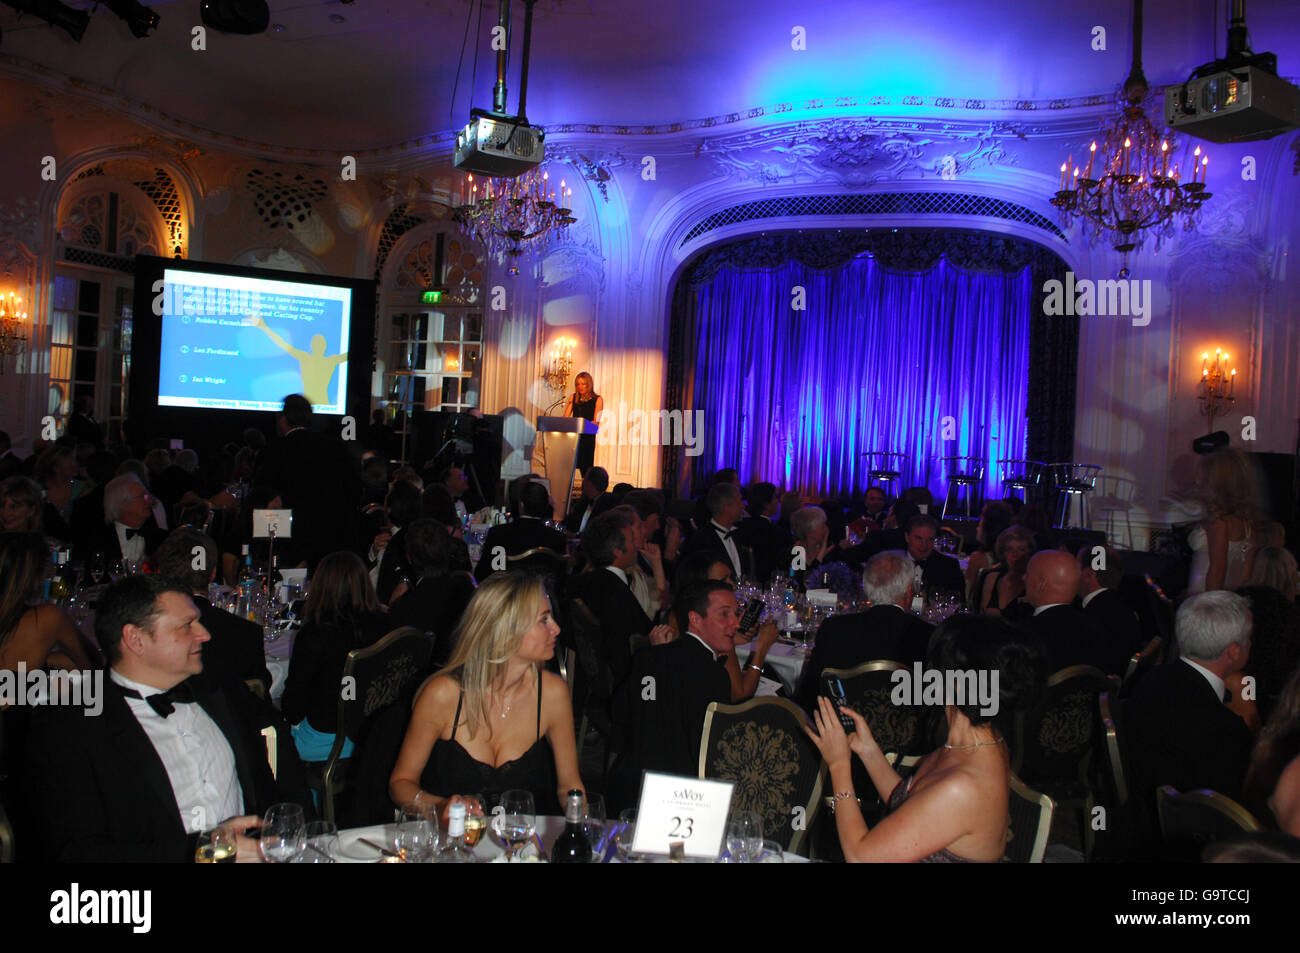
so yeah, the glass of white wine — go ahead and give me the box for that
[194,827,237,864]
[460,794,486,849]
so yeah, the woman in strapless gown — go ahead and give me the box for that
[1185,449,1261,595]
[389,572,583,821]
[805,615,1038,862]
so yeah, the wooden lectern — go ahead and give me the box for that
[536,416,598,522]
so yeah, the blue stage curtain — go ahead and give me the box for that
[681,251,1034,502]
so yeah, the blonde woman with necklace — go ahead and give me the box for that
[806,615,1038,862]
[390,572,584,820]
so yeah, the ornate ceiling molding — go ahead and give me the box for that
[695,117,1036,188]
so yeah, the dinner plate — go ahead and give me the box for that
[335,826,395,862]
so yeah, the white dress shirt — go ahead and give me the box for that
[110,670,243,833]
[1032,602,1070,616]
[114,522,147,564]
[686,630,719,661]
[710,520,742,578]
[604,565,629,585]
[1181,656,1227,704]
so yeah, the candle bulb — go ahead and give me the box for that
[1201,155,1208,186]
[1087,141,1096,179]
[1123,138,1131,176]
[1193,146,1202,185]
[1161,140,1168,178]
[1059,162,1067,190]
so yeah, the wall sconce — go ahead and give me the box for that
[1197,347,1236,431]
[541,335,577,412]
[0,289,28,374]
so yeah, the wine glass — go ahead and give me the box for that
[460,795,486,849]
[582,792,606,855]
[108,559,128,583]
[496,790,535,861]
[86,551,106,586]
[194,827,238,863]
[757,839,785,863]
[615,809,638,863]
[297,821,340,863]
[259,803,306,863]
[395,807,439,863]
[725,811,763,864]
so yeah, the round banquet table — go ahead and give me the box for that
[333,815,805,863]
[735,638,808,695]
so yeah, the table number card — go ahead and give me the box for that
[631,772,735,859]
[252,508,293,538]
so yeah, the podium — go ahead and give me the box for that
[537,416,599,522]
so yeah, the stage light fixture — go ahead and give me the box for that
[1,0,91,42]
[199,0,269,35]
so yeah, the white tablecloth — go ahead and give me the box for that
[333,814,804,863]
[736,639,809,694]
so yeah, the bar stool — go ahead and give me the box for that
[939,456,984,520]
[1049,463,1102,529]
[998,459,1046,504]
[862,451,904,499]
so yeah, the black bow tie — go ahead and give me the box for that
[124,526,140,540]
[716,527,736,541]
[121,680,196,718]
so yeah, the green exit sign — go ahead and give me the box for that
[421,290,443,304]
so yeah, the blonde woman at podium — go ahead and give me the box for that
[563,371,603,475]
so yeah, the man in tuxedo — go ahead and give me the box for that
[474,481,567,581]
[679,482,754,580]
[737,481,792,585]
[255,394,362,569]
[76,473,166,566]
[1020,550,1129,677]
[65,395,104,450]
[797,551,935,709]
[24,575,307,862]
[0,431,22,480]
[611,580,736,807]
[1075,545,1145,664]
[567,512,668,688]
[863,485,891,529]
[1125,591,1254,844]
[903,514,964,599]
[156,527,272,692]
[564,466,609,534]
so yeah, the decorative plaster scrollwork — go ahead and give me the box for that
[544,146,626,203]
[698,118,1029,187]
[1169,186,1270,293]
[0,198,43,252]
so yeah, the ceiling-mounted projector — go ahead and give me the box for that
[1165,66,1300,142]
[454,115,545,178]
[1165,0,1300,143]
[451,0,547,179]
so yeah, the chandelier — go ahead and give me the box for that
[1050,0,1210,269]
[453,166,575,273]
[0,290,27,374]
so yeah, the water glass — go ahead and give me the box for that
[297,821,340,863]
[259,803,306,863]
[395,807,439,863]
[725,811,763,863]
[582,792,606,854]
[615,809,638,862]
[757,839,785,863]
[496,790,536,861]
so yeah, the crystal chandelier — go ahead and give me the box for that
[1050,0,1211,270]
[453,166,575,273]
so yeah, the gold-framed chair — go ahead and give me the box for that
[698,697,825,856]
[1003,774,1055,863]
[303,626,434,827]
[1120,635,1162,697]
[822,660,923,757]
[1010,664,1117,859]
[1156,786,1262,860]
[1097,690,1127,808]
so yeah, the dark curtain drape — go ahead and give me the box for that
[665,229,1074,498]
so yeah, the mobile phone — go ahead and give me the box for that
[739,598,764,632]
[820,674,857,734]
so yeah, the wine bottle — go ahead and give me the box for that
[435,803,476,864]
[550,789,592,864]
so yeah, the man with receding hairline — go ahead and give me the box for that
[1018,549,1128,676]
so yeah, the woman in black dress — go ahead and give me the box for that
[564,371,602,476]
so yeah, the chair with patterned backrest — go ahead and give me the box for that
[1010,665,1118,860]
[564,598,621,770]
[1156,787,1263,861]
[823,660,923,758]
[698,697,825,856]
[304,626,434,826]
[1003,774,1055,863]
